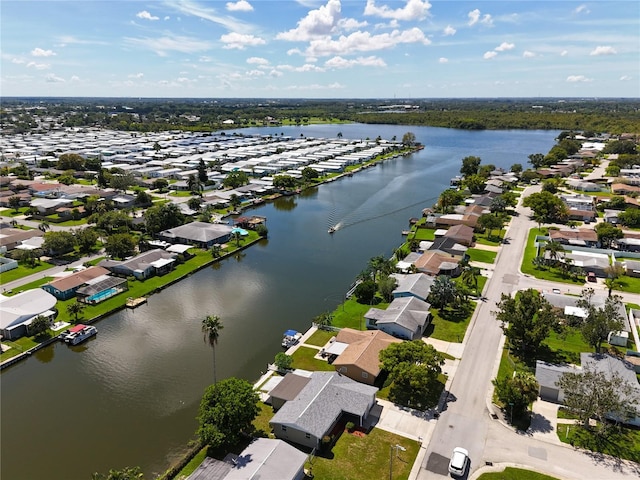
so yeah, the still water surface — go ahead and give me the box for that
[0,125,559,480]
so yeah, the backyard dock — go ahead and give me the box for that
[126,297,147,308]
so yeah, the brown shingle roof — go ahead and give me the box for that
[45,266,109,292]
[332,329,401,378]
[549,228,597,243]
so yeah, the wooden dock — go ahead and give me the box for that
[126,297,147,308]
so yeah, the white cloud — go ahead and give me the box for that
[363,0,431,21]
[128,73,144,78]
[438,57,448,63]
[338,18,368,31]
[574,4,590,14]
[495,42,514,52]
[304,27,430,57]
[226,1,253,12]
[220,32,266,49]
[70,75,80,82]
[164,16,170,21]
[324,55,386,68]
[277,0,341,41]
[245,69,265,77]
[590,46,617,56]
[168,0,251,34]
[468,9,492,26]
[31,47,56,57]
[483,51,497,59]
[566,75,592,83]
[247,57,269,65]
[269,69,283,77]
[443,25,456,36]
[125,35,213,56]
[523,51,536,58]
[11,58,25,64]
[45,73,65,83]
[560,50,568,57]
[620,75,632,81]
[27,62,50,70]
[136,11,159,21]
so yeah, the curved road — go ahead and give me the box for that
[417,186,640,480]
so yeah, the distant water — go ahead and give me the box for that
[0,124,560,480]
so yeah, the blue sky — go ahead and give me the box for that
[1,0,638,98]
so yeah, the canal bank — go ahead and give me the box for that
[1,125,561,480]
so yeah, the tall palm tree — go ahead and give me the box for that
[202,315,223,384]
[544,240,565,263]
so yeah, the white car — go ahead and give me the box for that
[448,447,469,476]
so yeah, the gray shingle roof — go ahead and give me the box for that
[366,296,431,332]
[225,438,307,480]
[160,221,233,243]
[391,273,434,301]
[270,372,377,439]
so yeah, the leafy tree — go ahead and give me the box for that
[594,222,623,248]
[84,156,102,172]
[478,213,503,238]
[604,264,625,297]
[490,196,508,214]
[198,159,208,183]
[202,314,223,384]
[93,210,132,234]
[401,131,416,146]
[28,315,51,338]
[378,274,397,303]
[274,352,293,371]
[273,175,297,190]
[463,174,486,194]
[493,371,539,421]
[210,243,222,258]
[66,301,86,323]
[197,377,260,449]
[500,191,518,208]
[57,173,77,185]
[557,363,639,436]
[187,174,201,195]
[495,289,557,359]
[222,170,248,189]
[14,248,38,267]
[43,230,76,256]
[152,178,169,191]
[528,153,545,169]
[229,194,241,211]
[255,223,268,238]
[379,341,445,409]
[91,466,145,480]
[617,207,640,228]
[110,173,136,192]
[602,140,637,155]
[460,156,481,176]
[105,233,137,259]
[427,275,459,309]
[576,289,624,352]
[367,255,393,284]
[134,190,152,207]
[144,203,185,235]
[8,195,21,212]
[520,169,541,184]
[541,179,558,194]
[301,166,319,181]
[522,191,568,223]
[478,163,495,179]
[57,153,85,171]
[510,163,523,174]
[354,280,376,304]
[75,227,99,254]
[437,188,464,213]
[187,196,203,211]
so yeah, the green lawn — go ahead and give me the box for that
[411,227,436,241]
[538,328,592,365]
[331,297,385,330]
[307,428,419,480]
[0,207,30,217]
[467,248,497,264]
[3,276,53,295]
[305,329,338,347]
[557,424,640,463]
[478,467,560,480]
[475,229,506,246]
[426,301,475,343]
[616,274,640,294]
[521,229,585,285]
[252,401,276,439]
[290,346,336,371]
[0,261,55,284]
[172,447,208,479]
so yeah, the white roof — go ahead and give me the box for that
[0,289,57,330]
[565,306,588,318]
[325,341,349,356]
[166,244,192,254]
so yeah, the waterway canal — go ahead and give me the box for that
[0,125,559,480]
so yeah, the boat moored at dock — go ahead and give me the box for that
[59,324,97,346]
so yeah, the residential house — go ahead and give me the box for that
[413,251,461,277]
[159,221,234,249]
[0,227,43,251]
[566,179,602,192]
[443,224,475,247]
[331,328,401,385]
[0,289,57,340]
[560,194,597,222]
[621,259,640,277]
[186,438,307,480]
[548,228,598,247]
[428,237,468,257]
[562,252,610,277]
[365,296,431,340]
[111,194,136,209]
[391,273,434,302]
[535,353,640,427]
[41,266,110,300]
[603,209,620,225]
[99,249,176,280]
[76,275,129,304]
[269,371,378,449]
[611,183,640,195]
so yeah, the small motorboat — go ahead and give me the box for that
[282,329,302,348]
[328,226,336,234]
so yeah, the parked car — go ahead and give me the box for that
[448,447,469,476]
[587,271,597,282]
[552,288,561,294]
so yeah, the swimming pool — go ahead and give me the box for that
[86,287,118,304]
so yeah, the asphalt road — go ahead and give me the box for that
[418,185,640,479]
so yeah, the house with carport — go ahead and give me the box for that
[268,371,378,449]
[364,296,431,340]
[0,289,57,340]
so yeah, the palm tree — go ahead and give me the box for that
[202,315,224,384]
[231,230,242,248]
[66,301,86,324]
[544,240,565,263]
[461,265,481,296]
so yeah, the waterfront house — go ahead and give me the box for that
[364,296,431,340]
[391,273,434,302]
[413,251,461,277]
[269,371,378,449]
[428,237,468,257]
[0,289,57,340]
[331,328,401,385]
[535,353,640,427]
[443,224,475,246]
[76,275,129,304]
[159,221,234,249]
[186,438,307,480]
[99,249,176,280]
[41,266,110,300]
